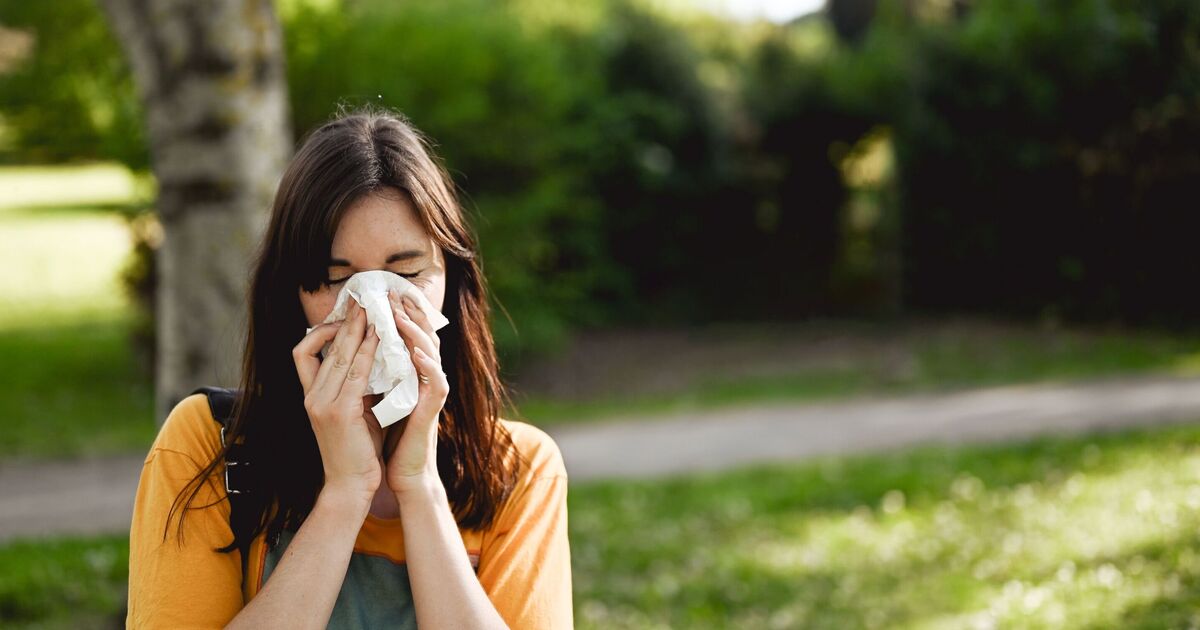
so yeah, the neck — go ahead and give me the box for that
[369,482,400,519]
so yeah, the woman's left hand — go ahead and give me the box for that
[383,288,450,496]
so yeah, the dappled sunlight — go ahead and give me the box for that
[0,164,148,211]
[0,164,144,330]
[570,427,1200,628]
[1172,352,1200,377]
[0,165,154,458]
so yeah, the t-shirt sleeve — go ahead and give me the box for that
[126,394,244,629]
[475,424,574,629]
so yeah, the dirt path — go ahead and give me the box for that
[3,374,1200,542]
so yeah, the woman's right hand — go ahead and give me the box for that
[292,301,384,505]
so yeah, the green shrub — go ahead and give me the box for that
[880,0,1200,324]
[0,0,146,167]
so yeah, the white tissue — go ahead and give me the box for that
[304,270,450,428]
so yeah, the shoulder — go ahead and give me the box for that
[481,419,570,538]
[145,392,224,469]
[498,418,567,482]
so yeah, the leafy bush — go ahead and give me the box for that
[0,0,146,167]
[878,0,1200,324]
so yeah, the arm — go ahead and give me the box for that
[224,489,369,629]
[383,292,571,627]
[397,480,509,629]
[231,303,389,627]
[127,447,246,629]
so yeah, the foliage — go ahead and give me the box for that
[876,0,1200,324]
[0,0,146,167]
[5,0,1200,364]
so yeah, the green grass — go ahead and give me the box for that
[0,163,156,458]
[0,163,150,213]
[0,536,128,630]
[569,422,1200,628]
[0,315,154,458]
[6,422,1200,628]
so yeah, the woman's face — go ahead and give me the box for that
[298,187,447,329]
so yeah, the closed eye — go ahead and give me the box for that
[323,271,420,287]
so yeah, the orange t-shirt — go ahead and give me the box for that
[126,393,573,629]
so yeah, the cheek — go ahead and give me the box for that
[422,276,446,313]
[298,289,337,327]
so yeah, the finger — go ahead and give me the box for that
[292,320,345,394]
[336,323,381,403]
[409,347,448,432]
[311,301,368,398]
[412,346,449,397]
[388,290,441,361]
[395,289,440,349]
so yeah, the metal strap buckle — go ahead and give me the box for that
[225,461,250,495]
[220,426,250,495]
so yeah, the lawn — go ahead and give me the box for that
[569,422,1200,628]
[0,163,155,459]
[4,421,1200,628]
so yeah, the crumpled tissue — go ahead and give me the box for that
[304,269,449,428]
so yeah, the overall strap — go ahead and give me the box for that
[191,386,254,577]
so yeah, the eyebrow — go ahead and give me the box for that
[328,249,426,267]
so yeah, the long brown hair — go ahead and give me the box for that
[168,106,523,553]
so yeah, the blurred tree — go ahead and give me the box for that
[97,0,291,422]
[827,0,881,43]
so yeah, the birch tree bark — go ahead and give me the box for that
[98,0,291,422]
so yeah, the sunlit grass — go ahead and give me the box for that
[0,163,149,212]
[0,212,130,326]
[0,163,155,458]
[570,422,1200,628]
[5,422,1200,628]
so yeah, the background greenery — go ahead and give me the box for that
[6,0,1198,365]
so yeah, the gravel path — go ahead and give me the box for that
[4,374,1200,542]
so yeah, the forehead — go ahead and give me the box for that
[330,189,430,259]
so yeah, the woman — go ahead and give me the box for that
[126,108,573,629]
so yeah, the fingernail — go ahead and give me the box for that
[402,295,416,310]
[414,346,425,358]
[367,324,375,337]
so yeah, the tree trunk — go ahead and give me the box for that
[98,0,291,423]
